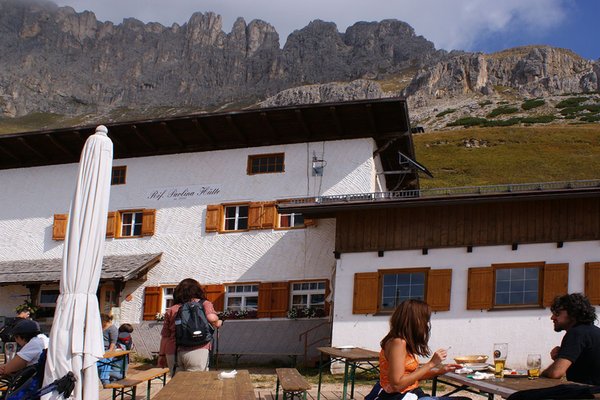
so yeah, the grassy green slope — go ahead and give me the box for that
[413,125,600,188]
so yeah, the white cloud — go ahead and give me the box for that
[52,0,569,51]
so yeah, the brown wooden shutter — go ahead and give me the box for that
[105,211,117,238]
[205,205,221,233]
[203,284,225,312]
[258,282,290,318]
[304,217,316,227]
[585,262,600,305]
[542,263,569,307]
[141,209,156,236]
[261,202,277,229]
[353,272,378,314]
[467,267,493,310]
[52,214,68,240]
[426,269,452,311]
[248,203,263,229]
[143,286,162,321]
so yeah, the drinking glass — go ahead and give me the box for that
[4,342,17,363]
[493,343,508,379]
[527,354,542,379]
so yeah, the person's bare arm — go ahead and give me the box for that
[541,358,572,379]
[0,355,28,375]
[386,339,446,393]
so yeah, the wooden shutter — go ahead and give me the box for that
[261,202,277,229]
[141,209,156,236]
[304,217,316,227]
[258,282,290,318]
[143,286,162,321]
[52,214,68,240]
[248,203,263,229]
[467,267,493,310]
[105,211,117,238]
[203,284,225,312]
[585,262,600,305]
[426,269,452,311]
[324,279,331,316]
[542,263,569,307]
[353,272,378,314]
[205,205,221,232]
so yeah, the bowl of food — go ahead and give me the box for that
[454,355,488,364]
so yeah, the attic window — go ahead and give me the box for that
[247,153,284,175]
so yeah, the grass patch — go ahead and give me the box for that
[521,99,545,110]
[448,115,556,128]
[479,100,493,107]
[447,117,488,127]
[487,105,519,118]
[556,96,588,109]
[413,125,600,188]
[580,114,600,122]
[435,109,456,118]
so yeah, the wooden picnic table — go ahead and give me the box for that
[433,371,591,399]
[317,346,379,400]
[100,349,131,379]
[152,370,255,400]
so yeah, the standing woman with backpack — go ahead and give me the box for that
[158,278,222,375]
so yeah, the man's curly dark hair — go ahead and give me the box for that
[550,293,597,325]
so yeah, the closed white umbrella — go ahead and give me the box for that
[43,125,113,400]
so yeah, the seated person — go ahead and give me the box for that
[541,293,600,385]
[0,320,49,376]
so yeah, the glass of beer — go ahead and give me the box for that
[4,342,17,363]
[493,343,508,379]
[527,354,542,379]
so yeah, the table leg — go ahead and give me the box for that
[432,376,438,396]
[350,362,357,399]
[342,360,350,400]
[317,353,324,400]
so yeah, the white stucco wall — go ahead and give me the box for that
[0,138,378,321]
[332,241,600,369]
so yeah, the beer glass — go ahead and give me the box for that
[4,342,17,363]
[527,354,542,379]
[493,343,508,379]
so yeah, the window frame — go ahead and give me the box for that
[111,166,127,185]
[161,286,175,313]
[247,153,285,175]
[225,283,259,311]
[38,286,60,308]
[277,211,305,229]
[222,204,250,232]
[492,262,544,309]
[118,209,144,238]
[378,268,429,313]
[289,280,327,311]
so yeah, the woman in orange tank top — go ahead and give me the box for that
[365,300,467,400]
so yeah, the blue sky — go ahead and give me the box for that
[53,0,599,60]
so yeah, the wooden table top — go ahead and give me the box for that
[441,371,581,398]
[103,349,131,359]
[317,346,379,361]
[152,370,255,400]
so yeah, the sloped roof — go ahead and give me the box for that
[0,98,417,191]
[0,253,162,285]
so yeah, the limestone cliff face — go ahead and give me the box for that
[403,47,600,107]
[0,0,441,117]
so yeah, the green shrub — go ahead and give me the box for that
[580,114,600,122]
[521,99,545,110]
[479,100,493,107]
[447,117,488,127]
[436,108,456,118]
[487,106,519,118]
[483,118,521,127]
[556,97,588,109]
[521,115,556,124]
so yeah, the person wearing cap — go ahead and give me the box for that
[0,319,49,376]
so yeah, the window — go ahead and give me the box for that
[291,281,326,310]
[247,153,284,175]
[162,286,175,312]
[39,288,60,307]
[494,266,540,306]
[111,166,127,185]
[380,270,426,311]
[279,212,304,228]
[225,284,259,311]
[223,205,249,231]
[120,211,143,237]
[467,262,569,310]
[353,268,451,314]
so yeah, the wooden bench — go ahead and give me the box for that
[104,367,169,400]
[275,368,311,400]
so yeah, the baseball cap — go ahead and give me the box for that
[11,319,41,335]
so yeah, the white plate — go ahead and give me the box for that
[464,363,490,371]
[336,345,356,350]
